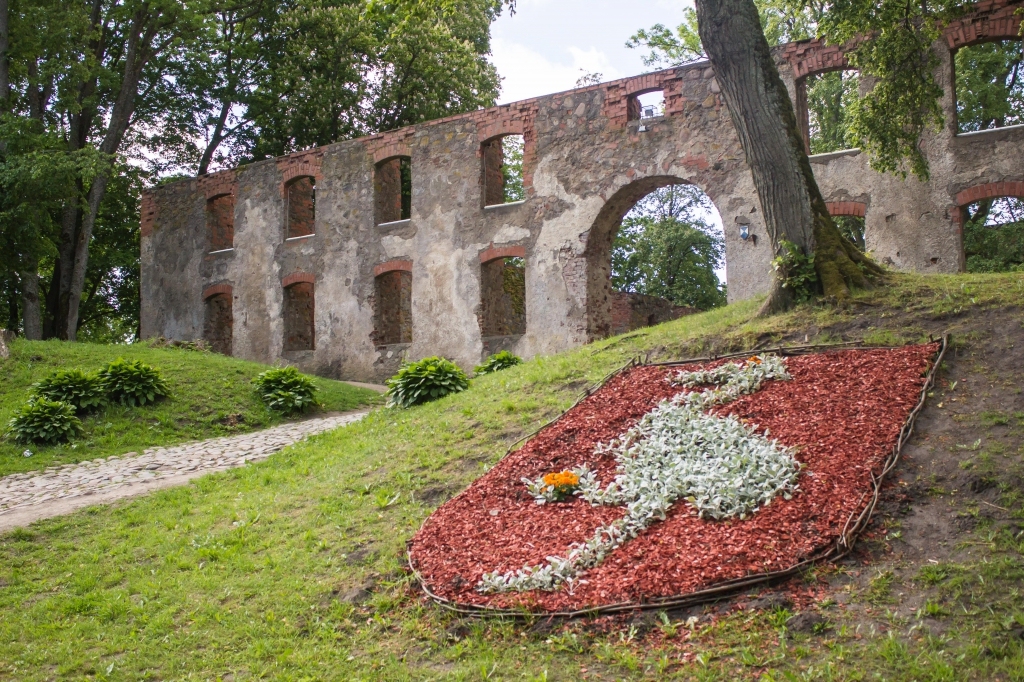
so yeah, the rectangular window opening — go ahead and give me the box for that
[375,157,412,225]
[479,256,526,337]
[482,135,525,207]
[286,176,316,239]
[955,40,1024,134]
[203,293,233,355]
[628,90,665,121]
[207,194,235,252]
[283,282,315,351]
[373,270,413,346]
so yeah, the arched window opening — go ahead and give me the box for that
[207,194,235,252]
[286,176,315,239]
[628,90,665,121]
[796,70,859,155]
[963,196,1024,272]
[481,135,525,207]
[826,202,867,251]
[955,39,1024,134]
[203,293,232,355]
[283,282,315,351]
[374,270,412,346]
[479,255,526,338]
[375,156,412,225]
[835,216,866,251]
[587,179,725,339]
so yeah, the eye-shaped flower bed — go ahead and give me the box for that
[409,342,943,615]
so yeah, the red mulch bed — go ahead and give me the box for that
[409,344,938,612]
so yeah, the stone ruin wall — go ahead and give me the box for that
[140,0,1024,382]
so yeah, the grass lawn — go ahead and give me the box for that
[0,340,381,477]
[2,273,1024,680]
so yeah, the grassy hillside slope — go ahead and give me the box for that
[1,273,1024,680]
[0,340,380,476]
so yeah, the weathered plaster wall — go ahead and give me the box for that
[140,0,1024,382]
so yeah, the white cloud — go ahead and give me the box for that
[490,38,622,104]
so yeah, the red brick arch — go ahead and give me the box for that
[202,284,232,300]
[281,271,316,288]
[944,0,1023,50]
[955,181,1024,207]
[478,118,525,143]
[479,244,526,264]
[371,142,413,165]
[783,38,853,80]
[373,259,413,277]
[825,201,867,218]
[197,170,237,200]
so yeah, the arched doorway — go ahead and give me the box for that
[585,176,726,339]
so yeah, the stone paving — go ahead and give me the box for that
[0,411,367,525]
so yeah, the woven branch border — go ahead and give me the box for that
[409,335,950,619]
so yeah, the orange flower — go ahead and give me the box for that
[543,471,580,488]
[747,356,762,364]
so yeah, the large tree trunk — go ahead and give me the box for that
[62,13,152,340]
[695,0,882,314]
[20,268,41,340]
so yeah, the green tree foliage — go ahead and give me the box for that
[501,135,524,203]
[611,185,726,311]
[964,198,1024,273]
[1,0,511,342]
[628,0,1023,178]
[806,70,858,154]
[955,40,1024,132]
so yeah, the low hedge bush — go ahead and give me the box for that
[99,358,170,407]
[32,369,107,413]
[474,350,522,376]
[7,398,84,444]
[386,356,469,408]
[252,366,319,414]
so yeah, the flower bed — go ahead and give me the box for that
[409,344,941,614]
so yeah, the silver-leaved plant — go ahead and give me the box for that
[478,354,801,594]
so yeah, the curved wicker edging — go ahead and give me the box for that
[408,335,950,619]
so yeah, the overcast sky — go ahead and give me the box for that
[490,0,690,104]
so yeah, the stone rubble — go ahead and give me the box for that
[0,412,366,517]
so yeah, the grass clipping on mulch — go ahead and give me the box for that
[409,344,939,614]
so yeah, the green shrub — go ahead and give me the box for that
[6,398,84,444]
[252,366,319,414]
[386,356,469,408]
[100,358,170,407]
[474,350,523,376]
[32,369,107,413]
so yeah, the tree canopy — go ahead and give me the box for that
[629,0,1024,178]
[0,0,511,341]
[611,185,727,311]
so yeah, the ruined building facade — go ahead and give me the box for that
[141,1,1024,382]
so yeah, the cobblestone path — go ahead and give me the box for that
[0,411,368,531]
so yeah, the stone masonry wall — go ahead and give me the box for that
[140,0,1024,381]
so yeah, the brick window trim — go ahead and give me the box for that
[479,244,526,264]
[372,144,413,165]
[825,201,867,218]
[198,171,237,201]
[478,120,526,143]
[944,0,1023,50]
[282,272,316,288]
[202,284,233,300]
[955,181,1024,207]
[373,259,413,277]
